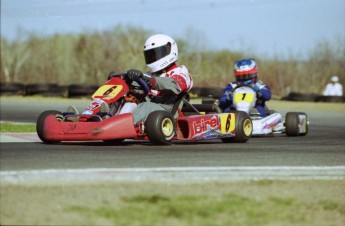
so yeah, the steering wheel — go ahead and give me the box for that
[108,71,150,97]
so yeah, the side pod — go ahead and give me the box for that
[43,113,137,142]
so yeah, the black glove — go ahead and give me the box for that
[107,71,116,80]
[127,69,143,81]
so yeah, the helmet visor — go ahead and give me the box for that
[236,73,257,82]
[144,42,171,64]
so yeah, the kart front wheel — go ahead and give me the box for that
[36,110,62,144]
[145,111,175,145]
[221,111,252,143]
[285,112,308,136]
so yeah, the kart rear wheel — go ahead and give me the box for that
[145,111,175,145]
[285,112,308,136]
[36,110,62,144]
[221,111,252,143]
[298,112,309,136]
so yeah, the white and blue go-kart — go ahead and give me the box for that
[231,85,309,136]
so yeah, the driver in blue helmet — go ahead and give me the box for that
[219,58,271,117]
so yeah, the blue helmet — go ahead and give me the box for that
[234,58,258,85]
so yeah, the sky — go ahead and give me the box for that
[1,0,345,59]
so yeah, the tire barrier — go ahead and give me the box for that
[190,87,223,99]
[189,87,202,97]
[315,95,345,103]
[67,84,99,98]
[0,82,26,96]
[199,87,223,99]
[282,92,345,103]
[0,83,97,98]
[25,83,67,97]
[1,83,344,102]
[281,92,319,102]
[201,97,218,105]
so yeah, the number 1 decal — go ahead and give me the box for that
[234,93,255,103]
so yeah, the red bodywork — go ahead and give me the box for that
[91,77,129,104]
[39,75,238,142]
[43,113,137,141]
[176,113,236,140]
[42,112,237,142]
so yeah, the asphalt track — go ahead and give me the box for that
[1,99,344,182]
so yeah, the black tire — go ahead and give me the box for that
[315,95,344,103]
[283,92,318,102]
[200,87,223,99]
[285,112,309,136]
[145,111,175,145]
[202,97,217,105]
[285,112,299,136]
[26,83,62,96]
[0,82,26,96]
[36,110,62,144]
[189,87,202,97]
[67,84,98,98]
[221,111,252,143]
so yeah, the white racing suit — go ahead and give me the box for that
[132,63,193,125]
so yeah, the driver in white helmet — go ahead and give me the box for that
[125,34,193,125]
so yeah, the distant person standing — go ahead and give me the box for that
[322,75,343,96]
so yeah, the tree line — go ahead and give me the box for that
[1,25,344,97]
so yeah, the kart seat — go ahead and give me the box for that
[171,92,222,118]
[265,105,278,115]
[171,92,190,118]
[250,106,278,118]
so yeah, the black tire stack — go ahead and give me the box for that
[282,92,345,103]
[0,82,98,98]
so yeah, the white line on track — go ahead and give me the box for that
[1,166,344,184]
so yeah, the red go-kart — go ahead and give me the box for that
[36,72,253,145]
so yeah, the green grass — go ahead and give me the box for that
[2,180,344,225]
[65,192,343,226]
[0,122,36,133]
[66,194,279,226]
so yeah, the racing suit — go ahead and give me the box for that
[322,82,343,96]
[132,63,193,125]
[219,80,271,117]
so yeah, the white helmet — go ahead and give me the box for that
[331,75,339,82]
[143,34,178,73]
